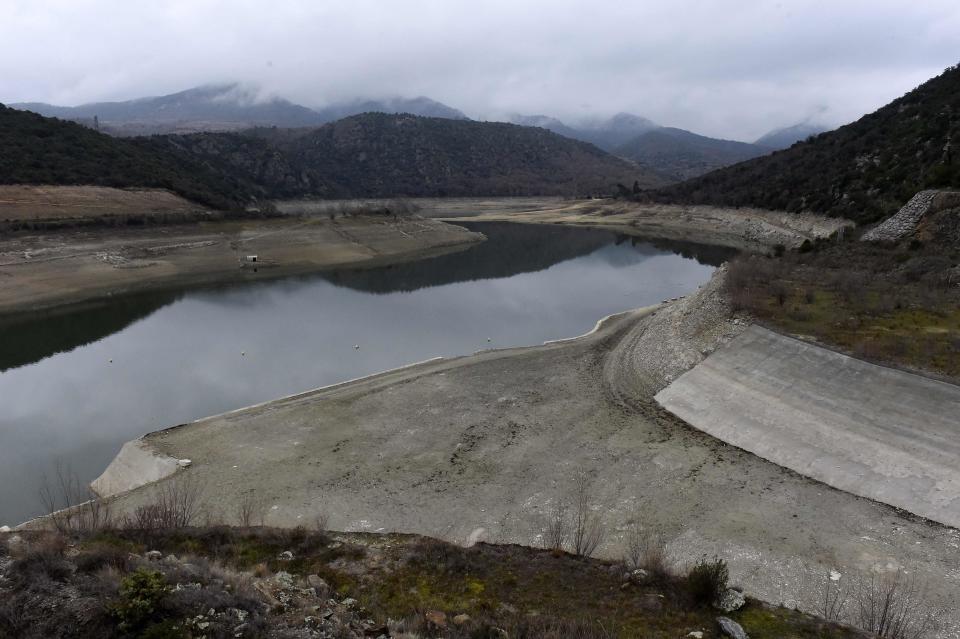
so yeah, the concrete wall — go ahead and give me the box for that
[91,439,181,498]
[655,326,960,528]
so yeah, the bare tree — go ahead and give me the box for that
[817,572,849,622]
[571,472,605,557]
[236,491,262,527]
[39,461,112,535]
[854,569,940,639]
[124,476,202,531]
[543,498,569,551]
[623,521,672,578]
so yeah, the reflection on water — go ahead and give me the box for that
[0,223,729,524]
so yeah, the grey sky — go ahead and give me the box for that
[2,0,958,141]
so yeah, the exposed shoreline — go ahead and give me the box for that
[81,265,960,634]
[0,215,484,317]
[13,200,960,634]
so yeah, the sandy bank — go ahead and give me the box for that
[97,270,960,633]
[0,215,483,315]
[426,198,853,252]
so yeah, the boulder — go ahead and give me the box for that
[717,616,749,639]
[715,588,745,612]
[278,550,294,561]
[145,550,162,561]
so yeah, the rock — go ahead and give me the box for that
[164,554,179,564]
[278,550,294,561]
[829,570,842,582]
[717,616,749,639]
[687,632,704,639]
[178,458,192,468]
[307,574,330,597]
[145,550,162,561]
[274,571,295,589]
[453,613,471,625]
[341,597,357,608]
[0,526,10,533]
[630,568,650,584]
[715,588,745,612]
[425,610,447,629]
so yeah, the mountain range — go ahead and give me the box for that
[505,112,802,180]
[753,122,827,150]
[651,63,960,223]
[0,103,661,205]
[12,84,830,180]
[12,84,468,136]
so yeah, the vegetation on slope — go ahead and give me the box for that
[0,526,868,639]
[653,64,960,224]
[0,104,261,211]
[153,113,664,199]
[726,206,960,380]
[613,127,770,181]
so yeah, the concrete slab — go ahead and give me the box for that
[91,439,180,498]
[655,325,960,528]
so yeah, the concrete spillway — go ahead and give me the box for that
[655,325,960,528]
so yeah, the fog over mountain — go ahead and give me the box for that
[2,1,959,141]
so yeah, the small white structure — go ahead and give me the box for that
[241,254,258,263]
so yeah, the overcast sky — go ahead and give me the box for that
[2,0,958,141]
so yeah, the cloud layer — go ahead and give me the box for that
[2,0,958,140]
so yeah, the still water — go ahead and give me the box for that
[0,223,732,524]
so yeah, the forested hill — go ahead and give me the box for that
[651,64,960,224]
[0,104,257,210]
[152,113,665,199]
[3,106,660,204]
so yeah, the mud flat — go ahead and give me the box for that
[96,271,960,634]
[425,198,853,252]
[0,215,483,315]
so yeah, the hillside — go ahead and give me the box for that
[0,527,867,639]
[0,104,256,210]
[653,64,960,224]
[154,113,664,198]
[614,127,771,181]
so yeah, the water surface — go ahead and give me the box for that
[0,223,731,524]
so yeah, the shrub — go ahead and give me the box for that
[623,524,673,582]
[686,557,729,607]
[111,568,170,631]
[7,535,71,587]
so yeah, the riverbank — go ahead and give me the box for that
[420,198,852,252]
[0,215,484,315]
[89,268,960,633]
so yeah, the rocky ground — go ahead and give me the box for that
[0,526,868,638]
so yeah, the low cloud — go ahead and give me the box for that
[2,0,958,140]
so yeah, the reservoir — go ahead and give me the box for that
[0,222,731,524]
